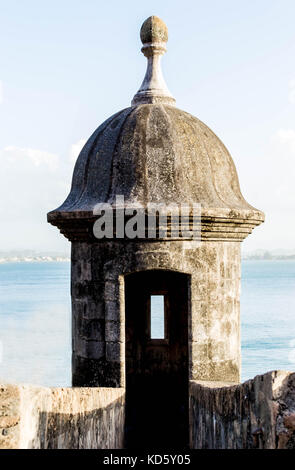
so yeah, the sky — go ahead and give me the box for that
[1,0,295,254]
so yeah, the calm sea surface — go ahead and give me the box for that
[0,260,294,386]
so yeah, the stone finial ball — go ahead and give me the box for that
[140,16,168,44]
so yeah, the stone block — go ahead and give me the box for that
[105,321,121,342]
[73,337,105,360]
[81,319,105,341]
[104,281,118,301]
[105,301,120,321]
[106,342,121,363]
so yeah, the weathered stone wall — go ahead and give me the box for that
[0,385,125,449]
[189,371,295,449]
[72,239,241,387]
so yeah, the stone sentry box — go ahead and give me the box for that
[69,240,242,387]
[47,16,264,445]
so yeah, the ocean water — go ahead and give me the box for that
[0,262,71,387]
[241,260,295,380]
[0,260,294,386]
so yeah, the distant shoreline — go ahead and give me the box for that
[0,249,295,264]
[0,257,70,264]
[0,257,295,264]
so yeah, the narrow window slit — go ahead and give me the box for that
[150,295,165,339]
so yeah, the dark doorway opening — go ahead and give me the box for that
[125,270,189,449]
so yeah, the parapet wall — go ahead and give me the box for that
[2,371,295,449]
[189,371,295,449]
[0,385,125,449]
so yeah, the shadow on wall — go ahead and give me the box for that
[189,371,295,449]
[1,370,295,449]
[32,402,124,449]
[0,385,125,449]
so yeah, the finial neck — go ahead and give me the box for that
[132,17,175,107]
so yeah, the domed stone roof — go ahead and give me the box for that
[48,16,264,241]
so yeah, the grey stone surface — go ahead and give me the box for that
[47,105,264,242]
[189,371,295,449]
[2,372,295,449]
[71,240,241,386]
[0,385,20,449]
[0,385,125,449]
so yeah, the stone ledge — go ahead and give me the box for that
[190,370,295,449]
[0,384,125,449]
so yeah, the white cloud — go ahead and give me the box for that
[0,145,66,220]
[69,138,86,163]
[3,146,59,171]
[0,141,91,250]
[288,79,295,104]
[0,81,3,104]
